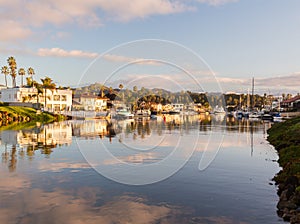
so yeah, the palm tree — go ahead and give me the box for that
[32,81,43,103]
[119,83,124,101]
[27,67,35,86]
[41,76,56,110]
[7,56,17,87]
[1,66,9,87]
[18,68,26,87]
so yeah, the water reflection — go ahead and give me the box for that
[0,115,272,172]
[0,115,282,223]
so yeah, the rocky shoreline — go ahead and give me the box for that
[267,117,300,223]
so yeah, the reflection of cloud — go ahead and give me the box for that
[191,215,248,224]
[0,175,30,194]
[39,162,91,172]
[104,152,158,165]
[0,187,183,224]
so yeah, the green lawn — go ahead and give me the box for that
[0,106,65,127]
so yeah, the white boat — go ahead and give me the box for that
[249,112,261,119]
[135,109,151,117]
[213,105,226,114]
[273,113,283,122]
[116,107,134,119]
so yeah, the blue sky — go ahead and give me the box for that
[0,0,299,94]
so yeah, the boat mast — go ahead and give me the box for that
[251,77,254,111]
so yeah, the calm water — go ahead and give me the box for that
[0,114,283,224]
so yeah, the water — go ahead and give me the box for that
[0,114,284,224]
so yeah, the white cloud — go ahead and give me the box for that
[103,54,161,65]
[0,0,194,42]
[0,20,32,42]
[0,0,239,42]
[37,48,99,58]
[196,0,239,6]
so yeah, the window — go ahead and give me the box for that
[53,95,60,101]
[61,95,67,101]
[54,104,60,111]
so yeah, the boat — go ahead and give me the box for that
[261,114,274,121]
[273,112,283,122]
[135,109,151,117]
[213,105,226,114]
[115,107,134,119]
[249,112,261,119]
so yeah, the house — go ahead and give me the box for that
[73,94,108,111]
[40,88,73,112]
[0,87,73,112]
[0,87,38,103]
[281,95,300,111]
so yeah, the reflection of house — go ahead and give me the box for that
[171,103,184,112]
[0,122,72,147]
[281,95,300,111]
[71,120,108,138]
[73,94,108,111]
[0,87,72,112]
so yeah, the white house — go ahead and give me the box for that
[73,94,108,111]
[40,89,73,112]
[0,87,38,103]
[0,87,73,112]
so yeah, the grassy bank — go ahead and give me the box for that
[267,116,300,223]
[0,106,65,128]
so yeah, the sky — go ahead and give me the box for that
[0,0,300,95]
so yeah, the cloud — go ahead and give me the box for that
[255,73,300,88]
[37,48,99,58]
[102,54,162,65]
[0,20,32,42]
[0,0,194,42]
[196,0,239,6]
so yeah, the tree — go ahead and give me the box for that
[7,56,17,87]
[1,66,9,87]
[27,67,35,86]
[18,68,26,87]
[41,76,56,110]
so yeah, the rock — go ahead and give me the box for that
[277,200,298,210]
[280,187,294,201]
[290,213,300,224]
[286,176,299,188]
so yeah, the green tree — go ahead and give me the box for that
[1,65,9,87]
[18,68,26,87]
[7,56,17,87]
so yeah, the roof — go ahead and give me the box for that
[282,95,300,104]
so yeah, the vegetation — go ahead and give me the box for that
[268,117,300,182]
[267,117,300,222]
[0,106,65,126]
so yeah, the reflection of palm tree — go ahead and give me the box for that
[1,66,9,87]
[9,145,17,172]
